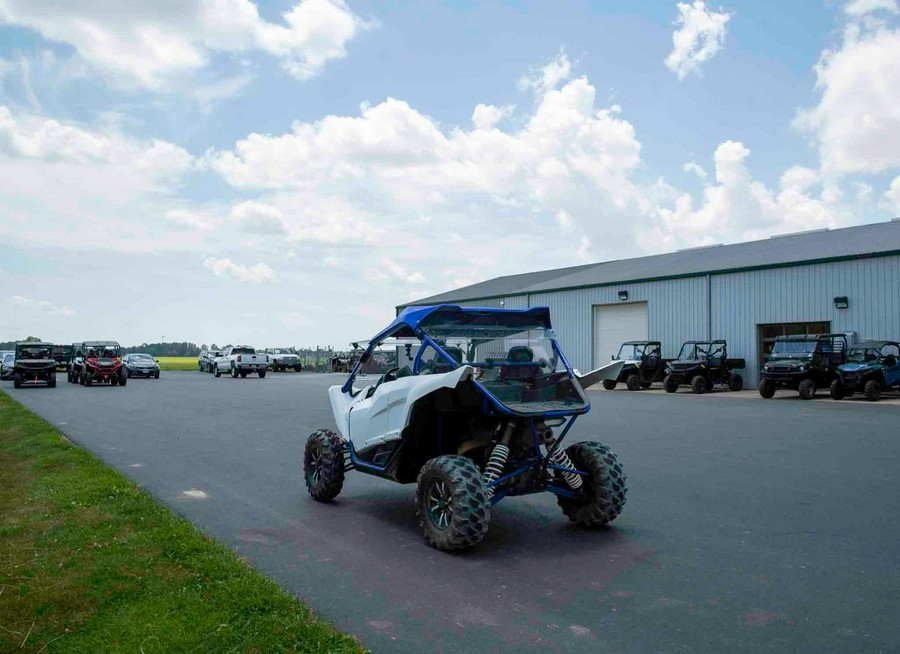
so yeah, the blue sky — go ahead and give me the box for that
[1,0,899,348]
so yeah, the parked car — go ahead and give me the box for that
[12,342,57,388]
[758,333,847,400]
[0,350,14,380]
[53,344,74,371]
[302,304,626,551]
[663,340,745,394]
[213,346,268,378]
[602,341,669,391]
[123,353,160,379]
[198,349,222,372]
[73,341,126,386]
[829,340,900,401]
[266,348,302,372]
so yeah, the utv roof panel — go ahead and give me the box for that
[82,340,120,346]
[850,340,899,349]
[380,305,552,342]
[16,342,53,347]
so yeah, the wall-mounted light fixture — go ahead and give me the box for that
[499,299,505,307]
[618,290,629,302]
[834,296,849,309]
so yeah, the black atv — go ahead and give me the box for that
[663,340,745,394]
[11,342,57,388]
[829,341,900,402]
[602,341,668,391]
[758,333,847,400]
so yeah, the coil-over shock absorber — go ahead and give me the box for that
[546,443,583,490]
[482,422,514,498]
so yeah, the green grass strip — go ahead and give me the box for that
[0,390,366,653]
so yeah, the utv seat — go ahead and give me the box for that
[499,346,542,381]
[432,346,464,374]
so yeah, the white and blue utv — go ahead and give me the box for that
[303,305,627,551]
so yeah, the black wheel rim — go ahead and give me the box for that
[426,480,452,530]
[307,446,321,485]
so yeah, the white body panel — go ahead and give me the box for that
[329,366,475,447]
[592,302,649,368]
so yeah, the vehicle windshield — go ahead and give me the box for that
[2,353,14,366]
[616,343,657,360]
[130,354,153,360]
[17,345,52,359]
[846,347,880,363]
[771,340,817,355]
[420,325,586,414]
[273,349,291,354]
[677,342,715,360]
[85,345,120,358]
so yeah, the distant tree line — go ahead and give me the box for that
[122,342,202,357]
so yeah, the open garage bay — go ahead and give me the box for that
[6,373,900,653]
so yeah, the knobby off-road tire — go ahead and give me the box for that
[691,375,708,394]
[758,378,776,398]
[728,373,743,392]
[798,378,816,400]
[626,374,641,391]
[83,373,93,387]
[864,379,881,402]
[664,375,679,393]
[829,379,845,400]
[601,379,617,391]
[415,455,491,552]
[119,371,127,387]
[13,373,22,389]
[303,429,345,501]
[48,372,56,388]
[557,441,627,527]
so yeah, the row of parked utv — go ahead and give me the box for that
[0,340,162,389]
[603,334,900,402]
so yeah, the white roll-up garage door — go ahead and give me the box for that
[592,302,649,368]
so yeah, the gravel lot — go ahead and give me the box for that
[5,372,900,653]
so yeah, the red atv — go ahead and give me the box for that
[78,341,127,387]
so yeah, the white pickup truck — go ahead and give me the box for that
[265,348,302,372]
[213,346,268,379]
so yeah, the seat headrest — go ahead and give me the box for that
[507,346,534,362]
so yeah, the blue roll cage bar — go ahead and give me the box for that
[339,305,592,505]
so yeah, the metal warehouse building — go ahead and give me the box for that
[402,220,900,388]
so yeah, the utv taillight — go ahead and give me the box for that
[237,355,242,362]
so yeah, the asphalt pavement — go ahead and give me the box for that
[4,372,900,653]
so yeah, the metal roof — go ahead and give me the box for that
[403,220,900,307]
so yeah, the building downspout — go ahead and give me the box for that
[706,274,712,340]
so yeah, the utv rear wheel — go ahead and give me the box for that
[798,378,816,400]
[415,455,490,552]
[864,379,881,402]
[758,378,776,398]
[829,379,845,400]
[663,375,679,393]
[691,375,708,394]
[557,441,627,527]
[601,379,617,391]
[728,373,743,392]
[625,374,641,391]
[303,429,345,501]
[83,373,93,387]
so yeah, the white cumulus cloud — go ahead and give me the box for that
[845,0,898,16]
[0,0,369,89]
[665,1,733,80]
[230,200,288,234]
[165,209,213,231]
[10,295,75,316]
[203,257,275,283]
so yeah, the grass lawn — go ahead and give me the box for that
[154,356,198,371]
[0,390,366,653]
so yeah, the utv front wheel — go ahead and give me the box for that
[829,379,845,400]
[728,373,743,392]
[415,456,490,552]
[13,373,21,389]
[557,441,627,527]
[864,379,881,402]
[303,429,345,501]
[48,372,56,388]
[758,378,776,399]
[691,375,708,394]
[798,378,816,400]
[663,375,679,393]
[601,379,617,391]
[625,374,641,391]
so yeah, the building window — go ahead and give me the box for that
[757,321,831,368]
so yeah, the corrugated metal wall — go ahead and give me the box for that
[457,254,900,387]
